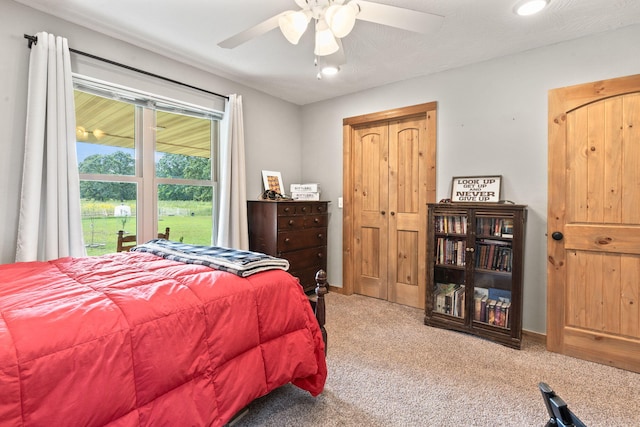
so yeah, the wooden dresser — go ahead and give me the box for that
[247,200,328,293]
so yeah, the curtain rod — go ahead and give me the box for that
[24,34,229,100]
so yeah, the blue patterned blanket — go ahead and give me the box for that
[131,240,289,277]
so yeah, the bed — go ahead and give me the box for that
[0,241,327,426]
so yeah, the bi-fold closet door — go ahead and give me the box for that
[344,103,437,309]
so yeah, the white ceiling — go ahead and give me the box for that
[15,0,640,105]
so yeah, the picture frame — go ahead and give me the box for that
[451,175,502,203]
[262,170,285,195]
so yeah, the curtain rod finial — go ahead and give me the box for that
[24,34,38,48]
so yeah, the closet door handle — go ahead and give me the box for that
[381,211,386,215]
[390,211,395,216]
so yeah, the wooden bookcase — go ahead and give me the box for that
[424,203,527,349]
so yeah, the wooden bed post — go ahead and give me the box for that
[314,270,328,352]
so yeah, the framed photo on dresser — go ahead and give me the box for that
[262,170,284,195]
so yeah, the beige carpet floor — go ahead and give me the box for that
[234,292,640,426]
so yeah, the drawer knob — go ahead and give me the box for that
[288,219,294,226]
[301,207,307,212]
[284,238,290,243]
[317,253,323,259]
[314,217,319,223]
[317,234,323,239]
[284,207,290,213]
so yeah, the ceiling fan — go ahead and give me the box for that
[218,0,444,76]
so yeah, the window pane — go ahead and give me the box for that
[80,181,137,256]
[155,111,211,179]
[158,184,213,246]
[75,91,136,176]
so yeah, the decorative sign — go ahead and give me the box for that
[451,175,502,203]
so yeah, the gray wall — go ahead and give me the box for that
[3,0,640,334]
[0,0,303,262]
[300,24,640,333]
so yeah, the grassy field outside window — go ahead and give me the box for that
[82,199,212,256]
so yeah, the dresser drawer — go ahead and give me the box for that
[278,203,312,215]
[277,202,327,216]
[278,214,327,230]
[278,228,327,251]
[303,214,327,228]
[277,216,305,230]
[282,246,327,271]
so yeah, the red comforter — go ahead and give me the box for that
[0,252,326,426]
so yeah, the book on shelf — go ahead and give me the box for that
[502,302,511,328]
[475,239,513,272]
[476,217,514,238]
[435,238,466,266]
[471,287,511,326]
[453,286,466,317]
[435,215,467,234]
[487,299,497,325]
[433,283,465,317]
[494,301,504,326]
[436,292,447,314]
[474,294,488,321]
[501,219,514,238]
[473,287,488,321]
[473,287,489,300]
[488,288,511,303]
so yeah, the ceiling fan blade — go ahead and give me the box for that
[218,13,284,49]
[355,0,444,34]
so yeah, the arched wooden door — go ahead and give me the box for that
[343,103,437,309]
[548,74,640,372]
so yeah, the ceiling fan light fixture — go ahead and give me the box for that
[325,2,359,38]
[314,21,340,56]
[513,0,549,16]
[278,10,311,44]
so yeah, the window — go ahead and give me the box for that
[74,76,222,255]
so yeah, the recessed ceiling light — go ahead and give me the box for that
[321,65,340,76]
[513,0,549,16]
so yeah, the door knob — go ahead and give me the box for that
[551,231,563,241]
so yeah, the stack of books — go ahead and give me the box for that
[290,183,321,201]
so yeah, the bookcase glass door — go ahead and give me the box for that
[432,212,468,320]
[472,214,515,330]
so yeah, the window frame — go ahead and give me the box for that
[73,74,222,248]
